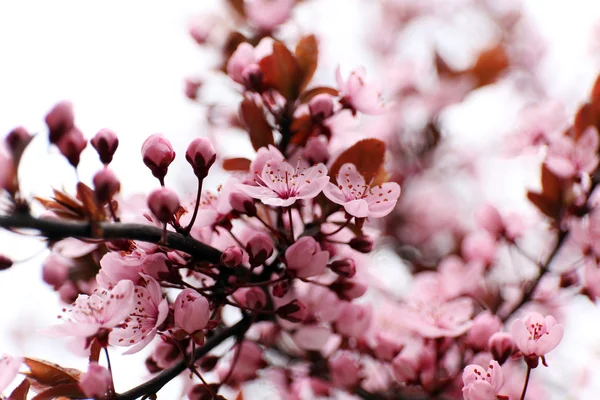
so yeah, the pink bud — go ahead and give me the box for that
[241,64,263,91]
[232,287,268,310]
[272,280,290,297]
[189,23,210,45]
[45,101,75,144]
[55,127,87,167]
[329,278,367,300]
[285,237,329,278]
[227,43,255,84]
[229,191,257,216]
[152,337,183,369]
[246,232,273,267]
[488,332,515,365]
[148,187,180,223]
[475,203,505,238]
[93,167,120,204]
[79,362,111,399]
[185,138,216,179]
[276,299,308,323]
[309,94,334,120]
[349,235,374,253]
[303,136,329,165]
[5,126,32,158]
[174,289,210,334]
[141,134,176,181]
[329,258,356,278]
[329,352,361,389]
[221,246,244,267]
[335,303,372,338]
[466,311,502,351]
[0,254,13,271]
[461,232,497,264]
[91,128,119,164]
[42,253,70,289]
[185,79,203,100]
[141,253,171,280]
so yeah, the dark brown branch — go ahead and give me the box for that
[0,213,222,264]
[116,316,252,400]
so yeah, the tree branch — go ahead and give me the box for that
[0,213,222,264]
[116,316,252,400]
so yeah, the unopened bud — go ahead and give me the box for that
[229,191,256,216]
[56,127,87,167]
[272,280,290,297]
[488,332,515,365]
[348,235,374,253]
[91,128,119,164]
[148,187,180,223]
[93,167,120,204]
[329,258,356,278]
[45,101,75,144]
[185,138,216,180]
[308,94,334,121]
[276,299,308,323]
[141,134,176,182]
[221,246,244,267]
[560,269,579,288]
[242,64,263,91]
[0,254,13,271]
[329,278,367,300]
[246,232,273,267]
[185,79,203,100]
[303,136,329,165]
[5,126,32,159]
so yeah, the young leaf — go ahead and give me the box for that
[240,99,275,151]
[259,42,301,100]
[329,139,386,184]
[24,358,81,389]
[470,43,509,88]
[31,383,86,400]
[8,379,30,400]
[295,35,318,91]
[223,157,252,171]
[299,86,339,104]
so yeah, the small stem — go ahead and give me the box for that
[323,217,352,237]
[520,365,532,400]
[183,178,203,235]
[108,201,121,222]
[104,347,116,396]
[220,338,243,386]
[288,207,295,241]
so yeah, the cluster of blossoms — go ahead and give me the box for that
[0,0,600,399]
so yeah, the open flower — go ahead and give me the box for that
[462,361,504,400]
[510,312,563,360]
[324,163,400,218]
[111,275,168,354]
[545,126,600,179]
[0,354,21,394]
[240,158,329,207]
[336,66,386,115]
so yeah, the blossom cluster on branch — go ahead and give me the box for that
[0,0,599,399]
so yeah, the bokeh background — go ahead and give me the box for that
[1,0,600,398]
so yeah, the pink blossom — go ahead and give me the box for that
[151,336,183,369]
[141,134,176,181]
[329,351,361,389]
[91,128,119,164]
[0,147,14,192]
[246,232,274,267]
[42,252,71,289]
[545,127,600,179]
[392,339,436,386]
[462,361,504,400]
[221,246,244,267]
[466,311,503,351]
[186,137,216,179]
[0,354,21,394]
[398,297,473,338]
[285,237,329,278]
[174,289,210,334]
[335,303,372,339]
[324,163,400,218]
[55,126,87,167]
[45,101,75,144]
[93,167,120,203]
[97,250,144,288]
[309,94,335,121]
[46,280,135,344]
[245,0,295,31]
[291,325,331,351]
[510,312,564,358]
[79,362,111,399]
[147,187,180,223]
[111,275,168,354]
[276,299,308,323]
[298,283,343,323]
[488,332,515,364]
[303,136,329,165]
[461,232,497,265]
[336,66,386,115]
[232,287,268,310]
[229,190,257,216]
[240,158,329,207]
[227,38,274,85]
[217,341,265,385]
[141,252,171,280]
[249,144,285,177]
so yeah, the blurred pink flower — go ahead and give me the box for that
[240,158,329,207]
[336,66,386,115]
[174,289,210,334]
[462,361,504,400]
[245,0,295,31]
[399,297,473,338]
[466,311,503,351]
[79,362,111,399]
[335,303,372,339]
[111,275,168,354]
[545,127,600,179]
[510,312,563,358]
[227,38,274,85]
[285,237,329,278]
[0,147,13,192]
[324,163,401,218]
[0,354,21,394]
[217,341,265,385]
[141,134,176,181]
[329,351,361,389]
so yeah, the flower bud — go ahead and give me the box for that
[560,269,579,288]
[309,94,334,121]
[91,128,119,164]
[141,253,171,280]
[42,253,69,289]
[329,352,361,389]
[45,101,75,144]
[232,287,268,310]
[221,246,244,267]
[246,232,273,267]
[93,167,120,204]
[229,191,257,216]
[5,126,33,159]
[303,136,329,165]
[174,289,210,334]
[272,280,290,297]
[329,278,367,300]
[148,187,180,223]
[0,254,13,271]
[348,235,374,253]
[285,237,329,278]
[55,127,87,167]
[185,79,203,100]
[329,258,356,278]
[276,299,308,323]
[488,332,515,365]
[227,43,255,84]
[141,134,176,181]
[185,138,216,179]
[466,311,502,351]
[189,23,210,45]
[79,362,111,400]
[242,64,263,91]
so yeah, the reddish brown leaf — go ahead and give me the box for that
[259,42,301,100]
[289,114,314,146]
[527,191,560,220]
[220,31,248,72]
[24,358,82,390]
[31,383,86,400]
[8,379,30,400]
[223,157,252,171]
[226,0,246,18]
[574,103,594,139]
[434,51,458,79]
[240,99,275,151]
[235,391,244,400]
[329,139,386,183]
[540,164,562,204]
[470,44,509,88]
[591,73,600,104]
[88,339,102,364]
[298,86,339,104]
[295,35,318,91]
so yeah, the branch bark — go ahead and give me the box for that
[116,316,252,400]
[0,213,222,263]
